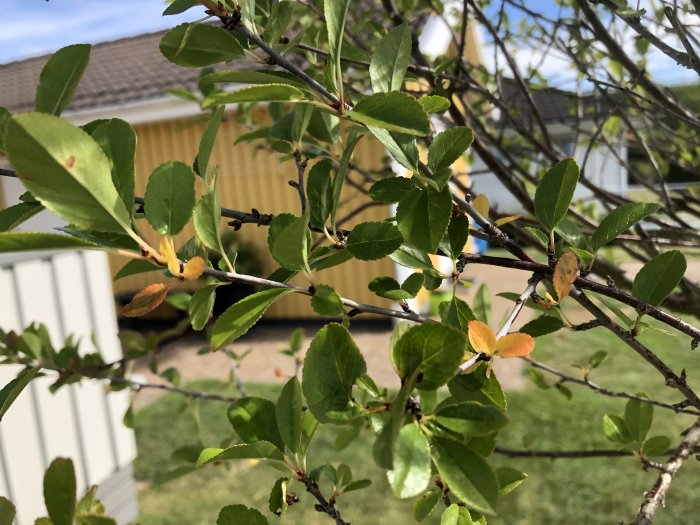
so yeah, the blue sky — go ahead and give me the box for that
[0,0,200,64]
[0,1,695,85]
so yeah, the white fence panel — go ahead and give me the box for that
[0,251,138,525]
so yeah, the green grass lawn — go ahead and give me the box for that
[133,318,700,524]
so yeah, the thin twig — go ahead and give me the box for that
[293,150,308,216]
[523,357,700,416]
[302,477,349,525]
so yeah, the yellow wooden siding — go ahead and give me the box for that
[109,112,395,318]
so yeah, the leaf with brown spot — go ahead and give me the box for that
[553,252,578,301]
[64,156,75,169]
[182,256,205,280]
[123,283,170,317]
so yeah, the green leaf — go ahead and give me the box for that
[44,458,77,525]
[189,284,220,331]
[200,70,306,89]
[588,350,609,369]
[402,272,424,296]
[397,186,452,253]
[369,177,414,203]
[217,504,268,525]
[0,367,40,421]
[392,324,466,390]
[330,134,362,231]
[431,437,499,515]
[388,423,431,499]
[302,323,367,423]
[632,250,686,306]
[418,96,450,114]
[390,244,436,272]
[194,178,224,254]
[211,288,292,349]
[370,24,412,93]
[534,158,580,231]
[413,490,441,522]
[292,103,314,146]
[160,23,245,67]
[439,213,470,260]
[642,435,671,457]
[367,127,419,170]
[197,442,284,466]
[518,316,566,337]
[602,414,632,444]
[324,0,351,91]
[343,478,372,493]
[300,410,319,456]
[440,504,478,525]
[369,276,412,300]
[144,161,195,236]
[0,232,101,253]
[310,245,353,271]
[35,44,91,116]
[307,159,333,228]
[428,127,474,173]
[0,202,43,231]
[196,106,224,178]
[269,214,310,270]
[433,401,508,437]
[268,477,289,517]
[113,259,159,281]
[277,377,304,453]
[6,113,133,233]
[203,84,306,108]
[88,118,136,215]
[163,0,199,15]
[439,295,475,331]
[625,396,653,442]
[346,221,404,261]
[0,497,16,525]
[265,0,293,45]
[448,363,507,411]
[0,106,10,153]
[227,397,284,450]
[311,284,344,316]
[472,283,492,325]
[591,202,660,251]
[496,467,527,495]
[554,217,586,249]
[349,92,431,136]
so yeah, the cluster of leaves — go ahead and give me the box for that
[0,458,118,525]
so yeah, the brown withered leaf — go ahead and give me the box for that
[553,252,578,302]
[123,283,170,317]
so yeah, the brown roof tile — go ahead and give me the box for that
[0,28,220,113]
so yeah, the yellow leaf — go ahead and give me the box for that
[182,256,206,280]
[553,252,578,301]
[467,320,497,356]
[494,214,522,227]
[159,237,181,276]
[123,283,170,317]
[495,333,535,357]
[472,194,489,218]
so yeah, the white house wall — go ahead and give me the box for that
[469,141,628,214]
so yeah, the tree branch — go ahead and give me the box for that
[631,418,700,525]
[302,477,349,525]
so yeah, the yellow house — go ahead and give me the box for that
[0,20,482,319]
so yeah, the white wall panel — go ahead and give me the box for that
[53,253,117,485]
[13,259,86,492]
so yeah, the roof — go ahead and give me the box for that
[497,81,613,128]
[1,28,218,114]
